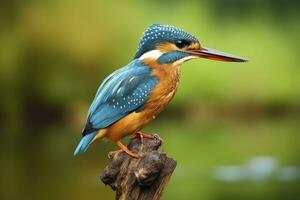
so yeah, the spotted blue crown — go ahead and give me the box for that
[134,24,199,59]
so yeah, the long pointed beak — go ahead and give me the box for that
[188,47,248,62]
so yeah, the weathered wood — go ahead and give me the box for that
[101,134,177,200]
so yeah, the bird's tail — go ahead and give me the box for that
[73,131,97,156]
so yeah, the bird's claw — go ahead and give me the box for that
[131,131,153,140]
[131,132,164,144]
[107,149,122,159]
[108,149,140,159]
[152,133,164,144]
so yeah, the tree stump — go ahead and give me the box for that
[100,134,177,200]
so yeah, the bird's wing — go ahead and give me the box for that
[82,60,158,136]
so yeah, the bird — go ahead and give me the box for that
[74,24,247,158]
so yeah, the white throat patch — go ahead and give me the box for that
[139,50,163,60]
[139,50,196,65]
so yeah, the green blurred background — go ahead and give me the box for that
[1,0,299,199]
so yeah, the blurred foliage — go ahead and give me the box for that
[0,0,299,200]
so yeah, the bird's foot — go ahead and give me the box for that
[108,149,140,159]
[134,131,155,139]
[108,141,140,159]
[132,131,164,144]
[107,149,122,158]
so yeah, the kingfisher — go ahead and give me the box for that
[74,24,247,158]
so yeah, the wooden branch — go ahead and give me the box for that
[100,134,177,200]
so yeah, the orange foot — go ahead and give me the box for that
[108,140,139,159]
[132,131,164,144]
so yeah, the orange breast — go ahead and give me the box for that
[104,61,181,141]
[142,60,181,119]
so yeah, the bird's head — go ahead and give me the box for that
[135,24,247,65]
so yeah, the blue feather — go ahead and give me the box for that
[74,131,97,156]
[87,59,158,130]
[157,51,189,64]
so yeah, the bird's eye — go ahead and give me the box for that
[175,40,190,49]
